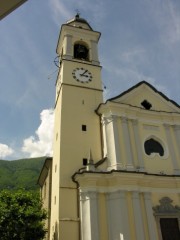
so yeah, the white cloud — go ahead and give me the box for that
[148,0,180,45]
[166,0,180,43]
[0,144,14,159]
[48,0,106,27]
[49,0,72,25]
[22,109,54,158]
[120,47,146,64]
[75,0,106,25]
[103,55,170,101]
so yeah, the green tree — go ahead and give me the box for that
[0,189,47,240]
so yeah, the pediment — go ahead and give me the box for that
[107,81,180,113]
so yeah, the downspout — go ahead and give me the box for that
[71,173,81,240]
[95,108,104,160]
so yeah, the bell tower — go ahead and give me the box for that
[50,15,103,240]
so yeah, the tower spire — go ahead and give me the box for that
[75,9,80,18]
[86,149,95,171]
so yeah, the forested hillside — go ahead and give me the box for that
[0,157,46,190]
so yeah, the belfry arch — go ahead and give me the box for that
[74,42,89,61]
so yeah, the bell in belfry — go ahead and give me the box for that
[74,43,89,60]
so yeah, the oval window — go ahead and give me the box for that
[144,138,164,156]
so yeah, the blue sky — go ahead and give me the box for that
[0,0,180,160]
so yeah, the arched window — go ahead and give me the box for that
[74,43,89,60]
[144,138,164,156]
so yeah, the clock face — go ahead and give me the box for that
[72,68,92,83]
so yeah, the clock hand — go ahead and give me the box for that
[80,70,88,76]
[81,75,89,77]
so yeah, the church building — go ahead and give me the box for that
[38,14,180,240]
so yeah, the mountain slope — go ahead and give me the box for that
[0,157,46,190]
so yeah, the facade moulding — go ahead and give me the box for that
[72,171,180,194]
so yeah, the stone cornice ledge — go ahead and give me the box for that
[72,170,180,193]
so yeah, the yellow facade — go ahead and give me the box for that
[75,173,180,240]
[38,157,52,240]
[39,15,180,240]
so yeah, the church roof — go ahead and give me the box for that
[96,81,180,114]
[37,157,52,187]
[108,81,180,109]
[66,13,93,30]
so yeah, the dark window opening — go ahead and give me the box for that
[83,158,87,166]
[141,100,152,110]
[160,218,180,240]
[74,43,89,60]
[82,125,87,131]
[144,138,164,156]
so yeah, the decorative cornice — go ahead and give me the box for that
[121,116,128,124]
[101,116,113,125]
[163,123,170,129]
[106,190,126,200]
[153,197,180,214]
[173,125,180,131]
[131,119,138,126]
[80,191,98,200]
[72,170,180,195]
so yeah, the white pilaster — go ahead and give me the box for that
[132,191,145,240]
[80,191,99,240]
[172,125,180,159]
[121,117,134,170]
[64,34,72,59]
[144,192,158,240]
[103,116,123,170]
[90,40,100,65]
[163,124,180,174]
[107,191,130,240]
[131,119,145,171]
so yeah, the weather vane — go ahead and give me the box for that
[75,9,80,18]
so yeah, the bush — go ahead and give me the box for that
[0,189,47,240]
